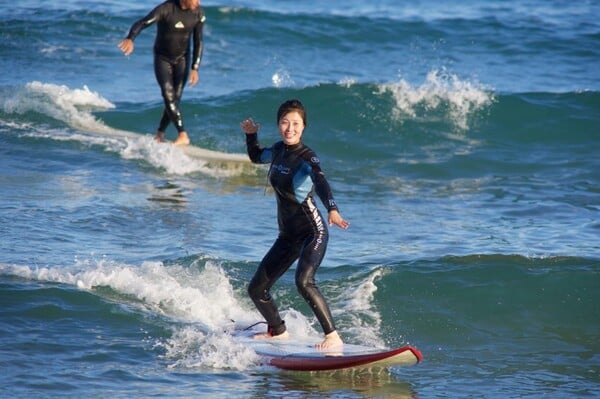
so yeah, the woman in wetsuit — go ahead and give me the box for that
[118,0,205,145]
[240,99,350,350]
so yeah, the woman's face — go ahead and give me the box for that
[278,111,305,145]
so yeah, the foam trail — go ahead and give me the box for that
[0,260,252,326]
[0,260,320,370]
[2,82,247,177]
[21,81,116,132]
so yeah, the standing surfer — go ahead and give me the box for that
[240,99,349,350]
[118,0,205,145]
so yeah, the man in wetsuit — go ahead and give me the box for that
[118,0,205,145]
[240,99,350,350]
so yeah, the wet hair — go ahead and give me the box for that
[277,99,307,127]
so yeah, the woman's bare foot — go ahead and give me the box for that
[173,131,190,145]
[316,330,343,350]
[253,330,290,341]
[155,131,166,142]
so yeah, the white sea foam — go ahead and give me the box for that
[379,69,495,130]
[2,82,243,177]
[0,259,250,326]
[160,326,260,370]
[0,259,263,370]
[0,259,327,370]
[23,81,115,128]
[0,257,389,369]
[271,69,294,88]
[332,267,387,348]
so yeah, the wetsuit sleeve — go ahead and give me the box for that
[307,153,339,212]
[125,3,165,41]
[191,10,206,70]
[245,133,273,164]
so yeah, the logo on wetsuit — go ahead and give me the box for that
[273,164,291,175]
[307,200,326,251]
[175,21,185,29]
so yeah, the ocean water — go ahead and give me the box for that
[1,0,599,398]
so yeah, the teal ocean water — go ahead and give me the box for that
[1,1,599,397]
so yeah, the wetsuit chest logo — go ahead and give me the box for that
[272,164,291,175]
[175,21,185,28]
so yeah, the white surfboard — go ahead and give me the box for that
[87,125,250,165]
[180,142,248,163]
[234,330,422,371]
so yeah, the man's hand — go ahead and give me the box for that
[189,70,199,86]
[118,39,134,56]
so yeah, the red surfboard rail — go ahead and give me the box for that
[268,345,423,371]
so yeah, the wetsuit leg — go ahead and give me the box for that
[295,225,337,335]
[157,109,170,133]
[248,236,301,335]
[154,55,188,133]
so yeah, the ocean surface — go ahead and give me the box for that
[1,0,599,397]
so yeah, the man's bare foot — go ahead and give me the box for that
[253,330,289,341]
[155,131,166,142]
[316,330,343,350]
[173,131,190,145]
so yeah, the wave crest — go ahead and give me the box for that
[379,69,495,130]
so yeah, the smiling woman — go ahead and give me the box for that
[277,108,304,145]
[1,0,599,397]
[275,98,307,145]
[240,99,350,349]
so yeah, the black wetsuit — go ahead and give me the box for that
[125,0,205,133]
[246,133,340,336]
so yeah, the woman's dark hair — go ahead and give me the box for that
[277,99,307,127]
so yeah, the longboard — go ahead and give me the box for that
[88,126,250,165]
[180,142,248,163]
[235,331,422,371]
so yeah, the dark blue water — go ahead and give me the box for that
[1,1,599,397]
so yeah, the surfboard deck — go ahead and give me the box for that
[180,143,248,163]
[84,125,250,165]
[235,332,422,371]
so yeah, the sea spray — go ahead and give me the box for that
[379,69,494,130]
